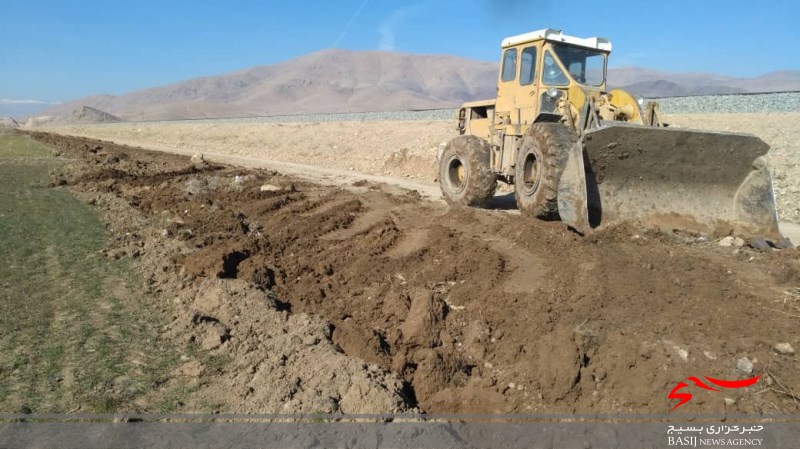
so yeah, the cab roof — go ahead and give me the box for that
[501,29,612,52]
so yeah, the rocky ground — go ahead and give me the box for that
[26,131,800,415]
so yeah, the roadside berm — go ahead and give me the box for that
[30,131,800,415]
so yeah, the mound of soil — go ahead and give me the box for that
[28,131,800,415]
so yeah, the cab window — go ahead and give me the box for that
[552,43,607,86]
[501,48,517,82]
[519,46,537,86]
[542,51,569,86]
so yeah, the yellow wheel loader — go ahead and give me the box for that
[439,29,780,237]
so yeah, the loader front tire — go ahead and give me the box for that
[515,123,577,219]
[439,135,497,208]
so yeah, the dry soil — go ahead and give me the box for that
[27,131,800,415]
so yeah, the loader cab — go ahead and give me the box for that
[496,42,543,126]
[495,29,611,132]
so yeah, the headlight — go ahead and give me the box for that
[547,88,560,98]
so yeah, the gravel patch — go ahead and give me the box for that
[654,92,800,114]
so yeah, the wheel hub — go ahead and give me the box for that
[522,152,540,194]
[447,157,466,191]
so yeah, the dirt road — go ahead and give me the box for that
[28,131,800,415]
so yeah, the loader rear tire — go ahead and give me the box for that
[439,135,497,208]
[515,123,577,219]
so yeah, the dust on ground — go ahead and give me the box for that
[26,130,800,415]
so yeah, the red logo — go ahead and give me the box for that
[668,375,761,410]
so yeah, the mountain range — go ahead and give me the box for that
[11,49,800,121]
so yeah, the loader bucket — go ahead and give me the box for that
[557,124,780,237]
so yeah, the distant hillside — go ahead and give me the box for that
[71,106,122,124]
[40,49,497,121]
[35,50,800,121]
[20,106,122,128]
[608,67,800,97]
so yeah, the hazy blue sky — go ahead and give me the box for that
[1,0,799,104]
